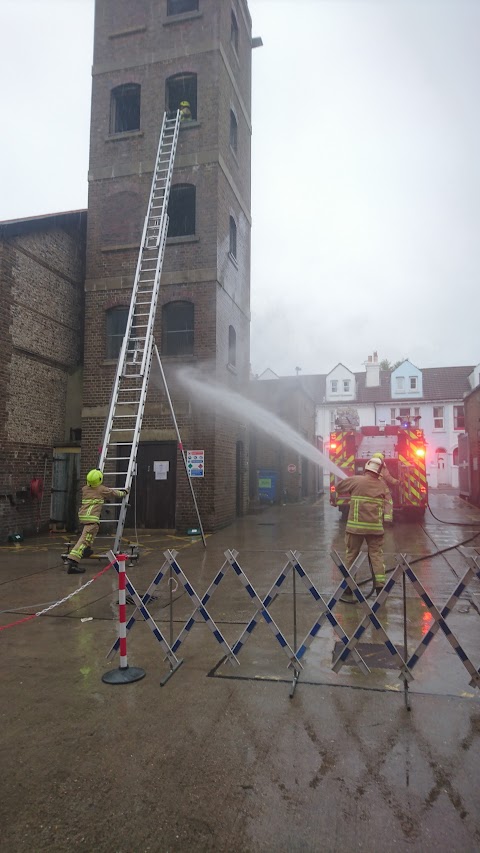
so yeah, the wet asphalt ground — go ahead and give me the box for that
[1,491,479,852]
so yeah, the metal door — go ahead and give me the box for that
[126,442,177,529]
[51,450,80,530]
[458,433,470,497]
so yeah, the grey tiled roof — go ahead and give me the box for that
[256,366,474,404]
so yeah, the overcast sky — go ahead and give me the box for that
[1,0,479,377]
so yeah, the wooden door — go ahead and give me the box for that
[126,442,177,529]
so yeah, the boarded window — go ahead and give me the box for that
[162,301,194,356]
[167,0,198,14]
[228,325,237,366]
[230,110,238,152]
[106,307,128,359]
[168,184,196,237]
[110,84,141,133]
[229,215,237,258]
[166,73,197,120]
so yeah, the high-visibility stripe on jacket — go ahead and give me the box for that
[77,484,126,524]
[336,473,388,536]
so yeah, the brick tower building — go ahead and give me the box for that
[82,0,254,531]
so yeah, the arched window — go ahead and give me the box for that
[231,10,239,52]
[168,0,198,13]
[166,73,197,120]
[453,447,459,466]
[229,110,238,152]
[106,307,128,359]
[228,325,237,367]
[162,301,194,356]
[110,84,141,133]
[229,215,237,259]
[167,184,196,237]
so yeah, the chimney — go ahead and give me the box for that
[365,353,380,388]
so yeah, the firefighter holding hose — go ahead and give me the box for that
[66,469,129,575]
[336,456,388,592]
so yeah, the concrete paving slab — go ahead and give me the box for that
[1,493,480,851]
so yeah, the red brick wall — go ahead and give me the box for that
[464,388,480,506]
[84,0,253,530]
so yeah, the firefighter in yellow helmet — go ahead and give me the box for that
[336,456,388,591]
[371,452,398,524]
[66,470,129,575]
[179,100,192,121]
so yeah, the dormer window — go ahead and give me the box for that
[409,376,417,390]
[343,380,350,393]
[331,380,338,393]
[396,376,405,391]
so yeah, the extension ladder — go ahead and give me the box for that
[97,111,181,553]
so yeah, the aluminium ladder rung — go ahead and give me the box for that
[98,109,180,554]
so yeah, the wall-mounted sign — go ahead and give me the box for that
[187,450,204,478]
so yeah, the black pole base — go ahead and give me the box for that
[102,665,146,685]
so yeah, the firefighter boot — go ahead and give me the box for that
[67,560,85,575]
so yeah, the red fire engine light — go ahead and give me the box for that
[415,447,426,458]
[330,442,337,450]
[420,486,426,493]
[330,485,336,492]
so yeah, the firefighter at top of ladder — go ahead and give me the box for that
[335,456,389,593]
[66,470,129,575]
[371,451,398,524]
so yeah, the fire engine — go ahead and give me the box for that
[329,423,428,519]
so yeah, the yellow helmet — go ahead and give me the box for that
[180,100,190,108]
[86,469,103,487]
[372,452,385,460]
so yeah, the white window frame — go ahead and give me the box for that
[453,405,465,431]
[331,380,338,393]
[390,407,396,426]
[396,376,405,391]
[343,379,350,393]
[433,406,444,430]
[409,376,417,390]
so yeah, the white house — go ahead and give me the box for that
[254,355,480,489]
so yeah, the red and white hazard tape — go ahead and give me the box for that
[0,558,115,633]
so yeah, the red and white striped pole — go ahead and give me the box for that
[102,555,146,685]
